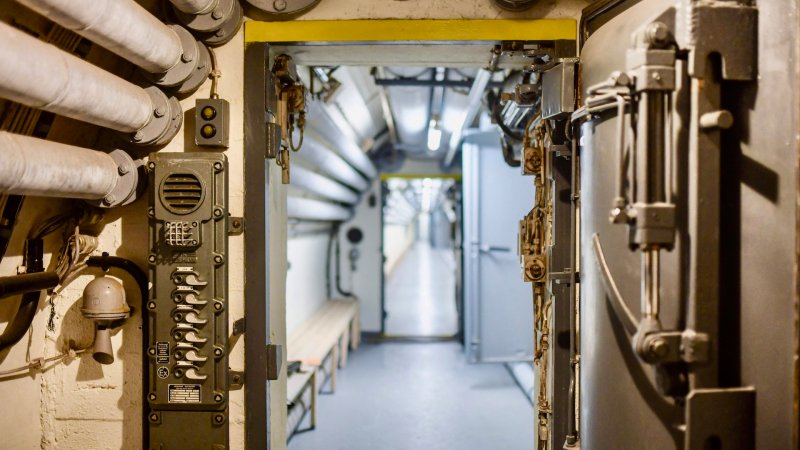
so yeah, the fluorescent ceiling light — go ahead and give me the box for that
[427,119,442,151]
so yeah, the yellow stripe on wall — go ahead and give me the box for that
[245,19,576,43]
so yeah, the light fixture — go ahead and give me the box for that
[427,119,442,151]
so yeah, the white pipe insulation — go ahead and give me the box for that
[287,197,353,222]
[16,0,211,93]
[0,21,148,133]
[17,0,181,75]
[0,22,180,145]
[0,132,138,206]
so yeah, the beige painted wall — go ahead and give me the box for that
[0,0,588,449]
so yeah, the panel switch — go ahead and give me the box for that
[195,98,229,148]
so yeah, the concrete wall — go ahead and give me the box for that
[0,1,588,449]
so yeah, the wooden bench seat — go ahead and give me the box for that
[287,299,360,394]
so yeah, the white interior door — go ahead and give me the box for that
[463,137,535,363]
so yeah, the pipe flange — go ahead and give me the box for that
[175,0,239,35]
[244,0,321,18]
[150,25,210,94]
[131,86,183,146]
[199,0,243,47]
[85,150,140,208]
[175,40,211,94]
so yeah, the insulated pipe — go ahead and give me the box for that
[443,69,493,168]
[306,102,379,179]
[292,166,359,205]
[171,0,216,13]
[169,0,243,46]
[17,0,211,93]
[0,132,139,206]
[287,197,352,222]
[0,23,181,145]
[297,135,370,192]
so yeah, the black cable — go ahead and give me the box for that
[487,90,525,142]
[500,136,522,168]
[0,195,24,263]
[85,253,149,446]
[0,238,54,352]
[334,231,353,298]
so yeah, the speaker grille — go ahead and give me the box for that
[160,173,203,214]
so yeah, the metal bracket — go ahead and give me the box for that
[266,344,283,381]
[682,2,758,81]
[227,217,244,235]
[232,317,246,336]
[685,387,755,450]
[228,370,244,390]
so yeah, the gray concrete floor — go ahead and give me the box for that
[385,242,458,337]
[288,341,533,450]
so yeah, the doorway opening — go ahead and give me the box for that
[382,176,460,338]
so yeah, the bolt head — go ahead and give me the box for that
[212,8,223,19]
[649,338,669,359]
[214,348,223,356]
[103,194,116,205]
[646,22,670,46]
[214,255,223,263]
[273,0,287,11]
[181,52,194,63]
[213,161,223,171]
[118,165,129,175]
[132,132,143,142]
[154,106,166,118]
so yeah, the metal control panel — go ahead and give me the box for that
[147,152,229,449]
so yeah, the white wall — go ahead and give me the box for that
[286,234,330,335]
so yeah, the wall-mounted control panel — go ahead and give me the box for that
[147,152,229,449]
[195,98,230,148]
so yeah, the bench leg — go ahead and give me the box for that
[340,328,349,369]
[330,345,337,393]
[350,316,360,350]
[310,371,317,429]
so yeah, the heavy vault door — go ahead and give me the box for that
[463,136,534,363]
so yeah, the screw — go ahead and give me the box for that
[214,255,223,264]
[148,348,156,355]
[651,72,662,82]
[273,0,287,11]
[214,302,222,311]
[148,394,157,401]
[181,52,194,63]
[148,161,156,170]
[118,165,129,175]
[103,194,116,205]
[147,207,155,217]
[214,414,225,424]
[213,162,223,171]
[148,301,156,309]
[214,208,223,217]
[154,106,166,118]
[232,218,241,229]
[214,393,224,402]
[214,348,223,356]
[212,8,223,19]
[150,413,159,422]
[148,255,156,263]
[133,131,143,142]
